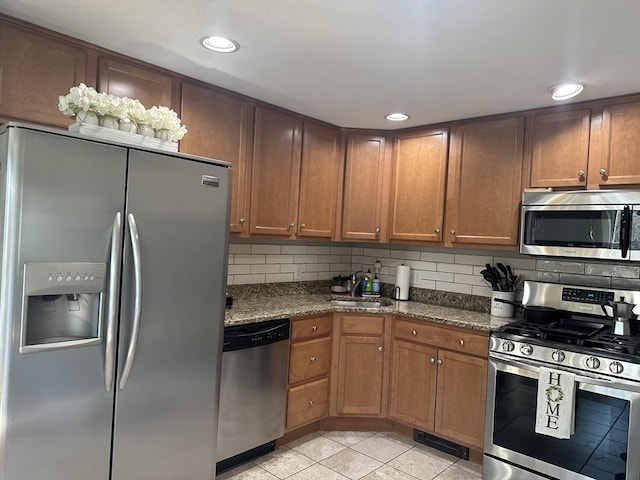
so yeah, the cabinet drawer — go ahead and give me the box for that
[394,318,488,357]
[286,377,329,430]
[340,314,385,335]
[291,315,332,341]
[289,337,331,384]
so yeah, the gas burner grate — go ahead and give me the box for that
[583,332,640,355]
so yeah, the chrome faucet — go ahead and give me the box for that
[349,271,366,297]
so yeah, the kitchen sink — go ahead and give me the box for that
[328,298,393,308]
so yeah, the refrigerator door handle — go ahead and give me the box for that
[105,211,122,391]
[119,213,143,390]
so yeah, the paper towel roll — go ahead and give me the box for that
[394,265,410,300]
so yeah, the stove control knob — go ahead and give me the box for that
[551,350,565,363]
[502,341,515,352]
[610,361,624,374]
[520,344,533,356]
[585,356,601,369]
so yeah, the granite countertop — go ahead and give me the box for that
[225,293,512,332]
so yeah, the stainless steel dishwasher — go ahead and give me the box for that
[216,318,290,472]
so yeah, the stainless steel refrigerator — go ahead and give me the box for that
[0,122,230,480]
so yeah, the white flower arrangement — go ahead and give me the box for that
[58,84,187,142]
[144,106,188,141]
[116,97,147,124]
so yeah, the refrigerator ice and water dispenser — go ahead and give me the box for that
[20,262,107,353]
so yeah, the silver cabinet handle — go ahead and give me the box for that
[310,356,317,363]
[578,170,585,179]
[435,228,441,234]
[312,325,318,332]
[375,227,381,236]
[239,217,245,225]
[308,399,315,406]
[411,329,417,336]
[288,222,295,230]
[120,213,143,390]
[450,229,456,235]
[459,339,465,346]
[105,212,122,392]
[378,346,383,352]
[437,359,443,365]
[430,357,435,364]
[600,168,607,177]
[299,223,306,231]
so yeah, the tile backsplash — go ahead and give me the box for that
[227,242,640,297]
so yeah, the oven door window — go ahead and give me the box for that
[523,209,621,249]
[493,371,629,479]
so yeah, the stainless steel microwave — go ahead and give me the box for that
[520,190,640,261]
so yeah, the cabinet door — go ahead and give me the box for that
[249,106,301,236]
[529,109,591,188]
[297,122,341,238]
[389,340,438,431]
[446,116,525,247]
[434,349,487,448]
[336,335,385,416]
[591,100,640,186]
[0,23,88,127]
[341,133,389,241]
[180,83,252,234]
[98,57,173,111]
[389,129,448,242]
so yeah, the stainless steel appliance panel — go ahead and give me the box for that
[520,190,640,260]
[0,127,127,479]
[217,334,289,462]
[484,355,640,480]
[110,149,230,480]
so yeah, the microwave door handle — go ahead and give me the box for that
[621,205,631,258]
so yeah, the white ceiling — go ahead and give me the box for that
[2,0,640,130]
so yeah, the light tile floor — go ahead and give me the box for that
[217,431,482,480]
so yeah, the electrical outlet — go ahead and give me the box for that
[412,270,422,285]
[294,264,304,280]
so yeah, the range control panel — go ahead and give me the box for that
[562,287,615,305]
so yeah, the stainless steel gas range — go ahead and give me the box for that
[484,281,640,480]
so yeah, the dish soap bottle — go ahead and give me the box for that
[372,273,380,295]
[364,269,373,294]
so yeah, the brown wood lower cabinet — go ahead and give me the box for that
[287,377,329,429]
[286,314,332,431]
[389,317,488,449]
[331,314,389,417]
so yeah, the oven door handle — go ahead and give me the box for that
[621,204,631,258]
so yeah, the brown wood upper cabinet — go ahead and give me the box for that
[589,98,640,187]
[445,116,526,247]
[179,82,252,234]
[98,57,174,112]
[341,133,390,241]
[529,108,591,188]
[250,106,341,239]
[389,129,449,243]
[0,22,89,128]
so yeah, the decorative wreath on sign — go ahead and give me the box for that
[545,385,564,403]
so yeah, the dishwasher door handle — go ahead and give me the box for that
[225,321,290,338]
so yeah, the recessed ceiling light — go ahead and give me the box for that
[201,35,239,53]
[385,113,410,121]
[550,83,584,101]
